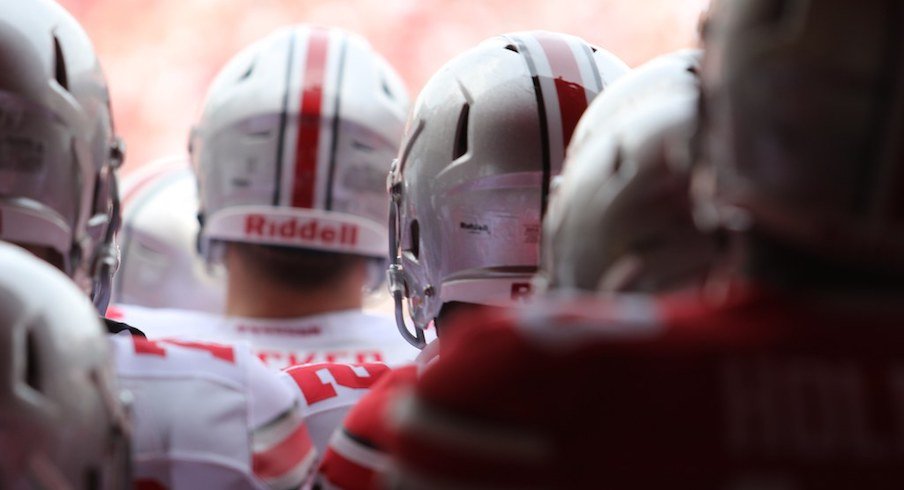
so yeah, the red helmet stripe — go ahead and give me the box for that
[292,28,331,208]
[534,33,589,151]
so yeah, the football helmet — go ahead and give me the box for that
[567,49,702,158]
[0,0,124,313]
[542,50,716,293]
[696,0,904,269]
[0,241,130,489]
[190,25,409,265]
[113,156,226,313]
[387,31,629,347]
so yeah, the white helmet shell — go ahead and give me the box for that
[191,24,409,261]
[113,156,226,313]
[568,49,703,158]
[0,0,124,312]
[387,31,629,347]
[0,242,130,489]
[698,0,904,270]
[543,50,716,293]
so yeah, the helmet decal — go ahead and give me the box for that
[388,31,630,348]
[290,27,331,209]
[505,32,603,213]
[193,25,408,260]
[542,50,715,294]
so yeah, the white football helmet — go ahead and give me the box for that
[567,49,702,158]
[697,0,904,270]
[542,50,716,293]
[388,31,629,347]
[190,25,409,266]
[0,0,124,313]
[0,241,130,489]
[113,156,226,313]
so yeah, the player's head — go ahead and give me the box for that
[0,241,130,489]
[112,156,226,313]
[696,0,904,287]
[542,50,716,293]
[388,31,629,347]
[191,25,408,294]
[0,0,124,312]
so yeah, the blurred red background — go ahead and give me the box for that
[58,0,708,174]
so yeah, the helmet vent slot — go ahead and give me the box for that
[52,35,69,91]
[239,61,255,81]
[610,145,624,176]
[409,219,420,259]
[504,44,519,53]
[381,78,395,100]
[452,104,470,160]
[352,140,375,152]
[25,328,41,393]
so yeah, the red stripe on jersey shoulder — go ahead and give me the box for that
[319,445,380,490]
[534,33,589,150]
[292,28,331,208]
[319,365,418,488]
[342,365,418,443]
[252,423,315,479]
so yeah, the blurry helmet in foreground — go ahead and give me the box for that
[697,0,904,272]
[542,50,717,293]
[190,25,408,274]
[387,30,629,347]
[0,0,124,313]
[113,157,226,313]
[0,241,130,489]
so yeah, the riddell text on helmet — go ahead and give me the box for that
[245,214,358,246]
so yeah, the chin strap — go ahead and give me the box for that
[91,243,118,314]
[92,170,122,314]
[388,177,427,349]
[388,264,426,349]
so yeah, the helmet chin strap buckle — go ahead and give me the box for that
[387,264,405,296]
[388,185,426,349]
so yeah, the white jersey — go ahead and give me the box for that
[280,361,391,457]
[109,305,422,369]
[109,333,316,489]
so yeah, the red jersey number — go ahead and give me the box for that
[132,337,237,364]
[284,363,390,405]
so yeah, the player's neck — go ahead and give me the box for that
[224,259,364,319]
